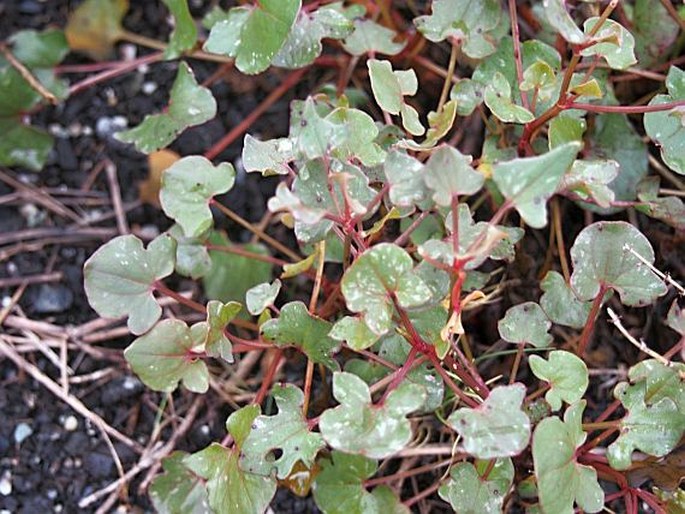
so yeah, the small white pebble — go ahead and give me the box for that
[13,422,33,445]
[142,81,158,95]
[0,472,12,496]
[63,415,78,432]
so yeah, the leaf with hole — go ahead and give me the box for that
[644,66,685,176]
[533,401,604,514]
[529,351,589,411]
[115,62,217,153]
[438,459,514,514]
[498,302,553,348]
[261,301,341,370]
[124,319,209,393]
[493,142,580,228]
[83,234,175,335]
[570,221,667,306]
[341,243,433,335]
[448,384,531,459]
[319,372,425,458]
[241,384,325,479]
[159,156,235,238]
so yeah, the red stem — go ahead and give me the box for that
[69,52,163,96]
[577,284,608,357]
[569,100,685,114]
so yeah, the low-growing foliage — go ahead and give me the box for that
[4,0,685,512]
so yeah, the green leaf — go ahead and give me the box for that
[581,18,637,70]
[644,66,685,175]
[423,146,484,206]
[549,115,586,149]
[84,234,175,335]
[520,61,558,103]
[64,0,128,60]
[633,0,681,68]
[150,452,208,514]
[542,0,586,44]
[167,224,211,279]
[529,351,589,411]
[319,372,425,458]
[124,319,209,393]
[242,135,294,176]
[329,316,380,351]
[569,221,667,306]
[241,384,325,478]
[341,243,433,335]
[261,301,341,370]
[414,0,503,58]
[561,159,619,208]
[450,79,483,116]
[0,119,53,172]
[162,0,198,60]
[493,142,580,228]
[539,270,591,329]
[484,72,534,124]
[533,401,604,514]
[204,0,301,74]
[273,6,353,68]
[384,150,430,208]
[9,29,70,68]
[246,280,281,315]
[203,233,273,307]
[667,300,685,336]
[115,62,217,153]
[628,359,685,412]
[159,156,235,238]
[438,459,514,514]
[608,375,685,470]
[448,384,531,459]
[313,451,409,514]
[195,300,242,363]
[368,59,424,136]
[498,302,552,348]
[342,19,405,56]
[184,442,276,514]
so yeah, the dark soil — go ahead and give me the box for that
[0,1,320,512]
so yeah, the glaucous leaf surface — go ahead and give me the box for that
[423,146,484,206]
[241,384,325,479]
[581,18,637,70]
[368,59,424,136]
[116,62,217,153]
[542,0,586,44]
[570,221,667,306]
[498,302,553,348]
[83,234,175,335]
[448,384,531,458]
[529,351,589,411]
[539,270,591,329]
[149,452,208,514]
[533,401,604,514]
[246,280,281,315]
[196,300,242,363]
[493,142,580,228]
[561,159,619,209]
[438,459,514,514]
[342,19,405,56]
[484,72,535,124]
[124,319,209,393]
[319,372,425,458]
[160,156,235,238]
[260,301,341,370]
[167,224,212,279]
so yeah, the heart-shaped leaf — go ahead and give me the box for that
[246,280,281,315]
[423,146,484,206]
[84,234,175,335]
[319,372,425,458]
[162,0,198,59]
[341,243,433,335]
[533,401,604,514]
[644,66,685,175]
[184,406,277,513]
[529,351,589,411]
[124,319,209,393]
[493,142,580,228]
[384,149,430,208]
[260,301,341,370]
[160,156,235,238]
[312,451,409,514]
[448,384,531,458]
[438,459,514,514]
[539,271,591,329]
[204,0,301,74]
[116,62,217,153]
[241,384,325,479]
[498,302,553,348]
[368,59,425,136]
[569,221,667,306]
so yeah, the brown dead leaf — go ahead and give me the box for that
[139,149,180,207]
[65,0,129,60]
[627,442,685,491]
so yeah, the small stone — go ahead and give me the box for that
[141,82,158,95]
[13,422,33,445]
[95,116,128,139]
[31,284,74,314]
[62,415,78,432]
[0,472,11,496]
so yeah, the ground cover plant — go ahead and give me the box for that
[1,0,685,512]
